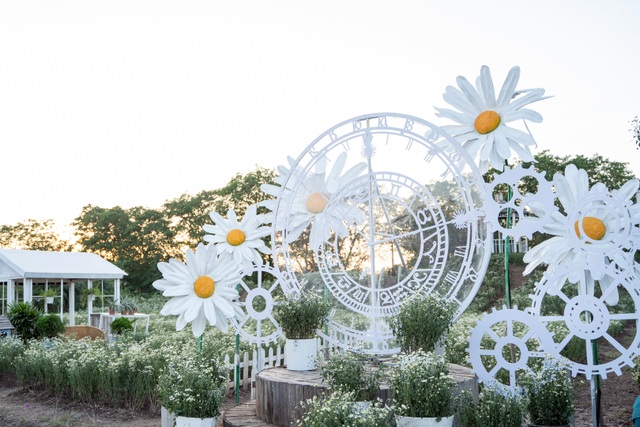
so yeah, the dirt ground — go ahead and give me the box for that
[0,369,638,427]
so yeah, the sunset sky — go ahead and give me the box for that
[1,0,639,231]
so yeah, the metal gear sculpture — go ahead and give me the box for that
[483,164,556,240]
[229,263,286,345]
[467,307,555,388]
[527,265,640,379]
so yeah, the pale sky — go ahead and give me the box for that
[1,1,639,231]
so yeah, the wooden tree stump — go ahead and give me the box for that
[255,365,477,427]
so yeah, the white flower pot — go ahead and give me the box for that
[396,415,454,427]
[175,415,217,427]
[45,297,54,304]
[285,338,318,371]
[160,406,175,427]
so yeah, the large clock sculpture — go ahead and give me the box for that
[265,113,492,353]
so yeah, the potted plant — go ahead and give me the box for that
[40,288,58,305]
[110,317,134,335]
[158,355,228,427]
[391,351,455,427]
[456,383,526,427]
[321,350,384,403]
[108,300,122,315]
[389,294,456,354]
[119,297,138,315]
[80,286,102,308]
[294,388,395,427]
[273,292,327,371]
[520,357,573,427]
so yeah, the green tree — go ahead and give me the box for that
[72,205,179,293]
[0,219,69,251]
[163,166,277,255]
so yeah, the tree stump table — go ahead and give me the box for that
[249,365,477,427]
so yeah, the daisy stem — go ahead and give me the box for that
[236,334,240,404]
[198,334,202,355]
[504,161,516,366]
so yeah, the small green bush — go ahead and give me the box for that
[35,314,65,338]
[7,302,41,343]
[389,294,455,353]
[273,293,327,339]
[111,317,134,335]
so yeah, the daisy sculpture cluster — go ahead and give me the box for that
[152,64,640,389]
[153,205,271,337]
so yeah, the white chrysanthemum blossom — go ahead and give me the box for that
[203,205,271,269]
[153,243,244,337]
[523,164,640,304]
[435,65,546,173]
[260,151,367,248]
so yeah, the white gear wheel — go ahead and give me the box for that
[483,164,555,240]
[229,263,285,345]
[527,265,640,379]
[467,307,555,389]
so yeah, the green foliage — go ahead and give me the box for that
[631,116,640,149]
[389,294,455,353]
[157,354,228,418]
[0,337,25,373]
[321,351,384,401]
[273,293,327,339]
[457,384,526,427]
[0,219,69,251]
[111,317,134,335]
[35,314,65,338]
[295,389,395,427]
[391,352,453,418]
[72,205,180,293]
[520,357,573,425]
[7,302,41,343]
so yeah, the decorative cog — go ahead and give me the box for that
[527,265,640,379]
[229,263,286,345]
[483,164,556,240]
[467,307,555,389]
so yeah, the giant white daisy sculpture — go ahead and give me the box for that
[435,65,546,173]
[523,164,640,303]
[153,242,244,337]
[203,205,271,269]
[260,151,367,248]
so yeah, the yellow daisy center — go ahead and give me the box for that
[306,192,329,214]
[474,110,501,134]
[194,276,215,298]
[574,217,606,241]
[226,229,246,246]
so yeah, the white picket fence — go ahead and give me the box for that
[223,337,342,399]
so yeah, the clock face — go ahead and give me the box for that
[270,113,492,353]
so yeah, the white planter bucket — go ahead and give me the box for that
[396,415,454,427]
[285,338,318,371]
[175,415,217,427]
[161,407,175,427]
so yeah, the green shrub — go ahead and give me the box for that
[321,351,384,401]
[391,351,454,418]
[294,389,394,427]
[273,293,327,339]
[35,314,65,338]
[111,317,134,335]
[520,357,573,426]
[457,384,526,427]
[389,294,455,353]
[7,302,41,343]
[157,354,228,418]
[0,337,25,372]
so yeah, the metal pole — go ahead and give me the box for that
[235,334,240,404]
